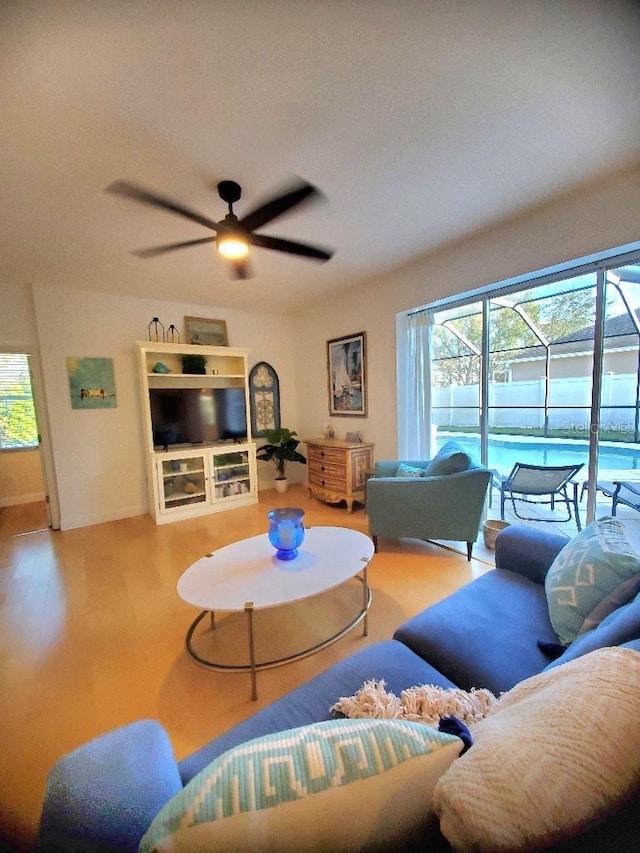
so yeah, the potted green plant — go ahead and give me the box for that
[256,428,307,493]
[181,353,207,375]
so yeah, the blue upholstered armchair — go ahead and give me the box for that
[367,441,491,560]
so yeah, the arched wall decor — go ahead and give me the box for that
[249,361,281,437]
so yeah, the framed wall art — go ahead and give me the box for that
[184,316,229,347]
[249,361,281,437]
[67,357,117,409]
[327,331,367,417]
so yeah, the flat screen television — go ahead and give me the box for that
[149,387,247,449]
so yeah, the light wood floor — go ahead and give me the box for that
[0,487,492,852]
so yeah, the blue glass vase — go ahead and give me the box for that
[267,508,305,560]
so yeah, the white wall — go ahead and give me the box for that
[6,162,640,527]
[292,163,640,461]
[30,284,298,529]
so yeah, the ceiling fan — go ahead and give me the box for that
[106,177,334,279]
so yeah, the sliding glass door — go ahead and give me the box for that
[404,253,640,528]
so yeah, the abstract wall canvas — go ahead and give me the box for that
[67,357,117,409]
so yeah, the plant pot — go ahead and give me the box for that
[482,519,510,550]
[274,478,288,494]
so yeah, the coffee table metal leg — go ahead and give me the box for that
[245,601,257,701]
[183,570,372,702]
[362,560,369,637]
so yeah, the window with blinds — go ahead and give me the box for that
[0,353,39,449]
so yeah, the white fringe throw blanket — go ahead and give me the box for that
[331,679,497,727]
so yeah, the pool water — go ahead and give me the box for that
[437,434,640,474]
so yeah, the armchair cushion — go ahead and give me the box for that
[424,440,472,476]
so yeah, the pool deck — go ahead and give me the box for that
[480,494,639,563]
[433,433,639,561]
[441,475,640,565]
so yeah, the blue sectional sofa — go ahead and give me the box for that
[37,525,640,852]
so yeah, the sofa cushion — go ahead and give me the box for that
[394,569,557,694]
[395,461,425,477]
[545,517,640,645]
[178,640,457,784]
[494,524,568,584]
[424,440,472,476]
[141,718,463,853]
[433,647,640,852]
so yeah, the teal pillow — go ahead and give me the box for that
[139,718,463,852]
[424,440,472,476]
[396,462,425,477]
[545,517,640,646]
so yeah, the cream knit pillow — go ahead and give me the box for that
[433,647,640,851]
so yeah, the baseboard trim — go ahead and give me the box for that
[0,493,46,508]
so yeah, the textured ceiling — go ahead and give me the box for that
[2,0,639,311]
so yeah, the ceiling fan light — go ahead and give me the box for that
[217,235,249,259]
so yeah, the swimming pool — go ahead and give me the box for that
[436,434,640,474]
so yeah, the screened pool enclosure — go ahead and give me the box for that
[400,253,640,529]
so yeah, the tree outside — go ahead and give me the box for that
[433,287,596,386]
[0,354,38,448]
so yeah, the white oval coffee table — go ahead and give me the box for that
[177,526,374,699]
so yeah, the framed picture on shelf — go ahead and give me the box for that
[184,316,229,347]
[327,331,367,417]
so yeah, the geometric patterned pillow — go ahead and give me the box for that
[139,718,463,852]
[544,517,640,645]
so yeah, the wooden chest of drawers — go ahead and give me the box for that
[305,438,374,512]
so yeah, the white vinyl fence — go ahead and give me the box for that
[432,374,637,435]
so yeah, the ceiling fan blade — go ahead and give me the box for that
[239,180,320,232]
[250,232,333,261]
[132,236,217,258]
[106,180,220,231]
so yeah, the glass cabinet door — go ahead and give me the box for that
[211,450,252,500]
[158,455,208,511]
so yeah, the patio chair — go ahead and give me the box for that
[494,462,584,530]
[579,480,640,517]
[612,481,640,516]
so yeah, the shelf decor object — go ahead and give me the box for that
[267,507,305,560]
[184,316,228,347]
[327,331,367,416]
[181,353,207,374]
[148,317,165,342]
[166,324,180,343]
